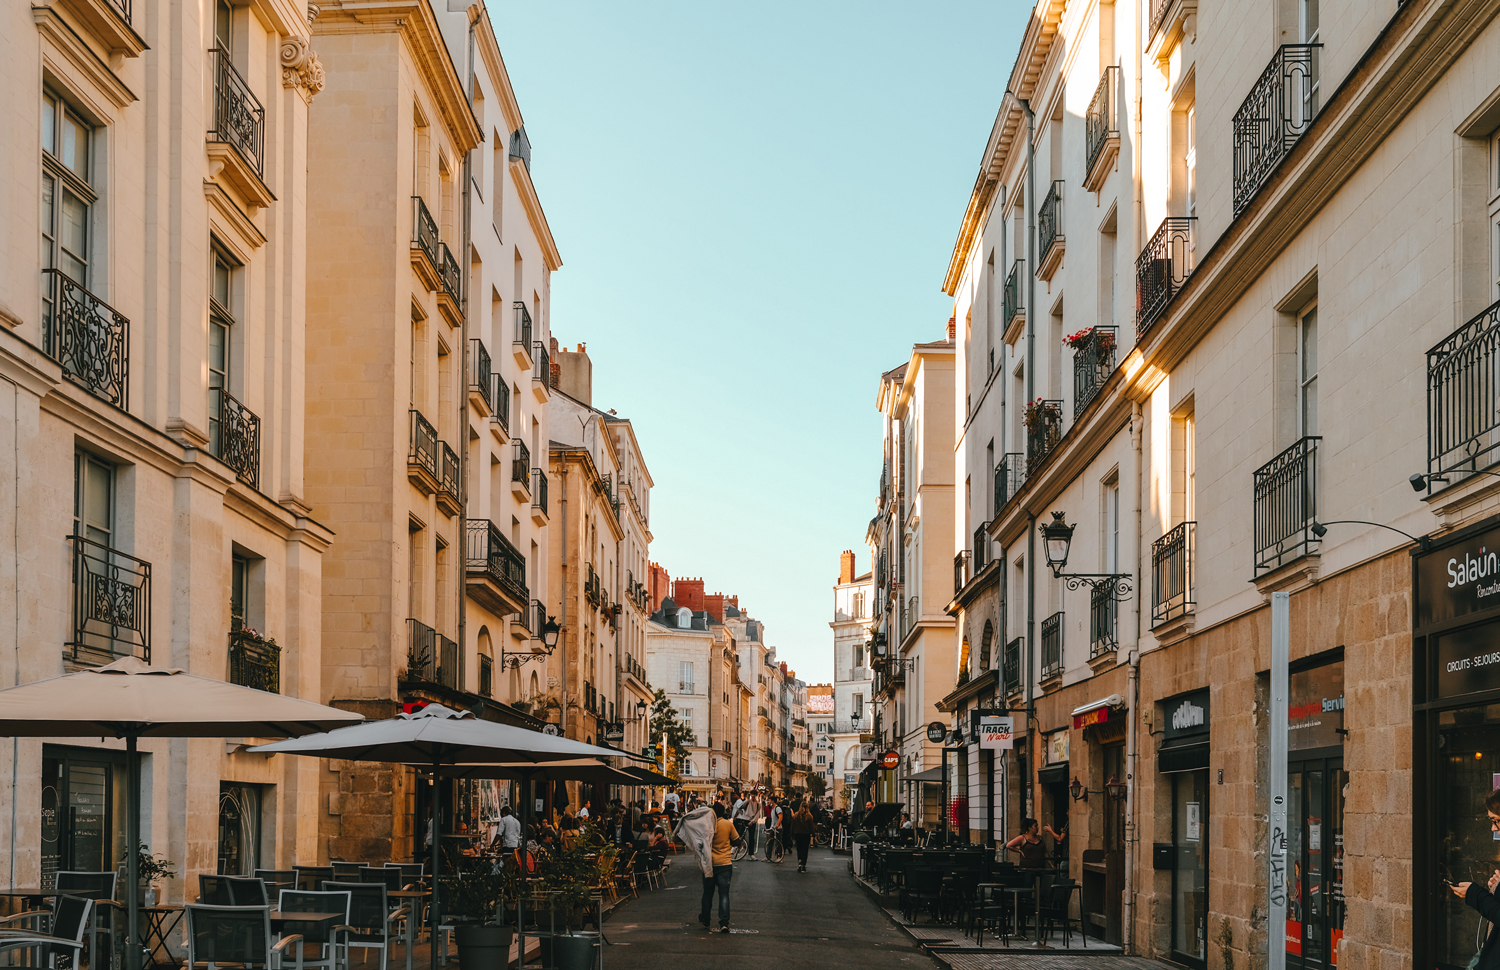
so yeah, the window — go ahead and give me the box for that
[74,451,115,546]
[217,782,261,875]
[41,89,96,326]
[209,246,238,454]
[231,553,249,625]
[41,745,127,889]
[492,133,504,240]
[1300,0,1320,117]
[680,661,694,693]
[1099,215,1118,329]
[853,693,864,721]
[214,0,233,55]
[816,755,826,766]
[1185,104,1197,219]
[1298,305,1318,437]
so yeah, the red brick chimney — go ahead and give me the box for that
[648,562,671,613]
[947,315,956,341]
[703,593,726,623]
[839,550,856,585]
[672,577,705,612]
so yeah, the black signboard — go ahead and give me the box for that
[1163,689,1210,741]
[1434,624,1500,699]
[1416,524,1500,628]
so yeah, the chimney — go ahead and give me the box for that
[839,550,856,585]
[672,577,705,612]
[704,593,726,623]
[553,339,593,406]
[947,315,956,341]
[648,562,671,614]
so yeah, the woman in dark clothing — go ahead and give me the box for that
[1005,817,1064,869]
[1452,790,1500,970]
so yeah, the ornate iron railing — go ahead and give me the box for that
[1004,637,1022,694]
[1135,217,1196,337]
[533,340,550,386]
[68,535,150,665]
[228,630,279,692]
[1089,585,1116,659]
[954,551,969,595]
[478,654,493,698]
[1427,298,1500,483]
[1152,520,1196,623]
[1039,180,1064,264]
[214,390,261,490]
[1072,326,1117,417]
[995,453,1025,510]
[405,620,459,689]
[438,243,461,305]
[1086,66,1121,176]
[973,524,989,573]
[1233,45,1320,215]
[439,441,460,503]
[412,197,439,268]
[491,373,510,433]
[1026,400,1064,467]
[1149,0,1172,41]
[514,302,533,350]
[43,269,129,408]
[409,410,437,479]
[1253,437,1321,574]
[209,49,264,176]
[1004,259,1025,325]
[512,439,530,487]
[1040,611,1063,680]
[470,339,492,410]
[532,467,548,515]
[465,519,529,607]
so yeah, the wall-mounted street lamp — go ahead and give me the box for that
[1310,519,1428,551]
[500,614,561,669]
[1069,777,1096,802]
[1105,776,1129,801]
[1039,512,1133,600]
[870,635,915,672]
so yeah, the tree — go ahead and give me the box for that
[647,687,695,781]
[807,774,828,798]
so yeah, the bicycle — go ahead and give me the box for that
[766,828,787,864]
[811,825,830,848]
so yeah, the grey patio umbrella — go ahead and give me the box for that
[0,656,366,970]
[249,704,624,970]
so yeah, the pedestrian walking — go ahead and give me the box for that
[764,796,783,861]
[788,798,816,872]
[1450,790,1500,969]
[683,801,738,933]
[734,790,761,856]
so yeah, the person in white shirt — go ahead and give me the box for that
[733,793,761,855]
[578,802,590,820]
[496,806,522,865]
[664,790,679,812]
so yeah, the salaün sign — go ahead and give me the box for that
[1416,524,1500,627]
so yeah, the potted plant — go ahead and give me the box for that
[447,865,513,970]
[538,823,605,970]
[126,844,176,906]
[1062,327,1115,354]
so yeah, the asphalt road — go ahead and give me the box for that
[601,845,940,970]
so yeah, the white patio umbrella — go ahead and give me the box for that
[249,704,624,970]
[0,656,366,970]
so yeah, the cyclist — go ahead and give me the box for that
[789,798,817,872]
[764,796,783,862]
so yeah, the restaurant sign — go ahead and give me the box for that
[880,750,901,770]
[1074,706,1109,729]
[1163,689,1210,741]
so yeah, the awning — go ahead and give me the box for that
[1158,738,1210,774]
[1038,763,1069,785]
[861,758,882,779]
[618,765,674,785]
[1071,694,1125,728]
[907,765,945,784]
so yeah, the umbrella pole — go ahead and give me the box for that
[125,734,140,970]
[430,760,441,970]
[516,769,530,970]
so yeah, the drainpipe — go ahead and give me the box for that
[1124,400,1144,952]
[457,7,476,702]
[559,467,568,736]
[1021,95,1037,818]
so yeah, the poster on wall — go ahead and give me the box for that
[1186,802,1201,842]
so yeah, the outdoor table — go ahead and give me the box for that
[141,904,184,968]
[1015,869,1053,949]
[389,889,429,970]
[1003,886,1034,941]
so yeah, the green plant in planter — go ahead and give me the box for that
[446,866,507,924]
[130,844,177,882]
[538,824,605,932]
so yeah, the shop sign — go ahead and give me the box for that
[926,721,948,744]
[1435,625,1500,699]
[1048,731,1069,764]
[1289,661,1345,750]
[1417,523,1500,627]
[1074,706,1109,730]
[979,716,1014,750]
[859,743,877,762]
[880,750,900,770]
[1164,689,1211,741]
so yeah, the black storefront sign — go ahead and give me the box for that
[1416,522,1500,628]
[1434,624,1500,699]
[1160,689,1210,774]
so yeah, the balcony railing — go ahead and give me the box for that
[439,441,460,503]
[406,619,459,689]
[1004,259,1025,326]
[1072,326,1117,417]
[1041,611,1063,680]
[532,467,548,515]
[479,654,493,698]
[1089,585,1116,659]
[1025,400,1064,467]
[533,340,550,386]
[412,197,439,269]
[973,524,989,572]
[409,409,438,479]
[512,439,530,487]
[1136,217,1196,337]
[438,243,461,304]
[213,389,261,490]
[903,595,919,641]
[470,339,492,411]
[491,373,510,433]
[209,49,264,177]
[954,551,970,595]
[1427,298,1500,484]
[1004,637,1022,694]
[1253,436,1321,575]
[514,302,533,352]
[1152,520,1196,624]
[1233,45,1321,215]
[42,269,129,408]
[466,519,528,608]
[1086,66,1121,178]
[68,535,151,665]
[1038,180,1064,268]
[228,629,280,693]
[995,453,1025,510]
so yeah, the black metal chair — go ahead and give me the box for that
[320,882,407,970]
[54,871,118,970]
[227,877,269,907]
[254,871,297,892]
[184,904,303,970]
[199,875,235,906]
[1040,878,1082,947]
[0,894,93,969]
[381,864,423,888]
[294,868,335,892]
[330,863,362,878]
[899,867,945,924]
[277,889,351,970]
[355,868,401,892]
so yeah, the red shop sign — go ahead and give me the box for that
[880,750,900,770]
[1073,706,1109,730]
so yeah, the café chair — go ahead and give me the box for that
[0,894,93,969]
[54,872,119,969]
[254,871,297,892]
[227,877,269,907]
[198,875,235,906]
[184,904,303,970]
[276,889,352,970]
[355,869,401,893]
[320,883,407,970]
[293,868,335,893]
[330,864,362,878]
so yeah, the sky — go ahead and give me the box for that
[493,2,1031,683]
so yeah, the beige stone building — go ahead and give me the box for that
[0,0,329,888]
[830,550,874,806]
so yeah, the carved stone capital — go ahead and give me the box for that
[279,35,325,100]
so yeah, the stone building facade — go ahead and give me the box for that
[830,551,874,806]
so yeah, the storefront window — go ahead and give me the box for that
[1286,660,1345,970]
[41,745,127,890]
[1173,771,1208,965]
[217,783,262,876]
[1432,705,1500,968]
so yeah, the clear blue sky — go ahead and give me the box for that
[494,2,1030,682]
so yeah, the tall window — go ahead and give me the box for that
[231,553,249,626]
[1298,305,1318,437]
[1300,0,1320,118]
[214,0,233,54]
[1105,478,1121,572]
[209,247,237,453]
[1185,104,1197,219]
[492,133,504,240]
[41,90,95,327]
[74,452,115,546]
[680,661,694,693]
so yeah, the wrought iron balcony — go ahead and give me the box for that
[68,535,151,666]
[1086,66,1121,186]
[1025,400,1064,467]
[1089,585,1116,659]
[509,126,531,172]
[1004,259,1026,328]
[1135,217,1196,337]
[438,243,461,305]
[1040,611,1063,681]
[42,269,129,409]
[406,619,460,690]
[1253,436,1321,575]
[512,439,531,488]
[1152,520,1196,624]
[213,389,261,490]
[514,302,533,356]
[1003,637,1022,695]
[533,340,550,387]
[469,339,492,412]
[228,629,279,693]
[491,373,510,434]
[408,409,438,493]
[973,523,990,572]
[532,467,548,516]
[995,453,1025,510]
[1233,45,1321,215]
[1426,298,1500,485]
[1038,180,1064,277]
[438,441,461,513]
[1072,326,1117,417]
[954,551,970,595]
[465,519,529,614]
[209,49,264,177]
[412,197,440,270]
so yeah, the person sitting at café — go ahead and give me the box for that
[650,825,670,852]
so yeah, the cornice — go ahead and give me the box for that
[471,4,521,134]
[0,329,63,401]
[34,7,137,108]
[510,157,561,271]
